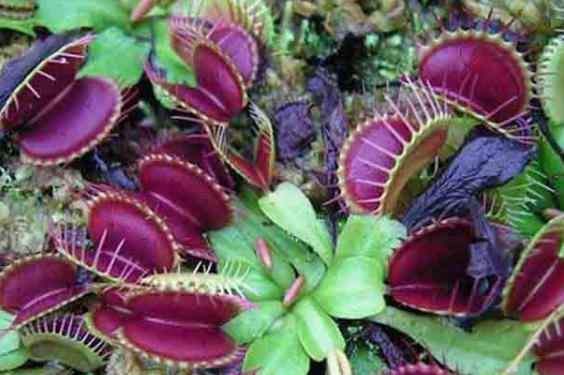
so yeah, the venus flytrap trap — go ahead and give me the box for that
[211,182,406,375]
[484,159,555,236]
[20,313,111,372]
[538,34,564,125]
[502,214,564,322]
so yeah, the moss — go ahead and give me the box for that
[0,164,84,256]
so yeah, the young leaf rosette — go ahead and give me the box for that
[212,183,406,375]
[503,214,564,321]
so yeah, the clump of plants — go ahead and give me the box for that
[4,0,564,375]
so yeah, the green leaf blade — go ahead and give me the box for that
[36,0,130,32]
[210,196,325,294]
[313,256,385,319]
[223,301,285,344]
[294,297,345,361]
[0,18,36,36]
[259,182,333,265]
[243,314,310,375]
[78,27,149,88]
[335,215,406,271]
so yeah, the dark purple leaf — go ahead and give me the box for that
[91,149,138,191]
[344,320,407,370]
[307,67,349,245]
[362,324,405,369]
[402,127,536,232]
[272,101,316,161]
[0,31,82,111]
[307,67,348,200]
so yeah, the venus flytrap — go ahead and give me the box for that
[212,182,406,375]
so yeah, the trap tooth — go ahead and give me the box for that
[418,28,533,141]
[0,254,89,328]
[537,35,564,125]
[0,32,91,130]
[21,313,110,373]
[388,218,498,316]
[338,81,452,215]
[503,215,564,321]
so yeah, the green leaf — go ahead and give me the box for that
[0,310,29,371]
[210,197,325,294]
[5,369,66,375]
[223,301,284,344]
[349,341,388,375]
[335,215,406,271]
[259,182,333,265]
[244,314,310,375]
[217,260,284,301]
[79,27,149,88]
[371,307,537,375]
[36,0,130,32]
[313,256,385,319]
[147,18,196,86]
[211,222,292,301]
[294,297,345,361]
[0,18,36,36]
